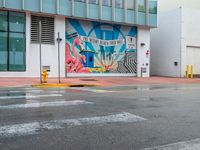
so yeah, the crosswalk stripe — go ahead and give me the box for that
[0,112,146,137]
[0,100,93,109]
[0,94,63,99]
[142,138,200,150]
[0,90,42,94]
[70,87,116,93]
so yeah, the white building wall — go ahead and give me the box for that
[28,14,66,78]
[159,0,200,12]
[150,8,182,77]
[137,27,151,77]
[151,8,200,77]
[181,8,200,76]
[0,13,66,77]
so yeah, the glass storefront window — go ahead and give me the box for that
[9,33,26,71]
[149,0,157,14]
[0,11,26,72]
[127,0,134,10]
[74,0,85,2]
[0,11,8,31]
[88,0,98,4]
[9,12,25,32]
[0,32,8,71]
[138,0,145,12]
[102,0,111,6]
[115,0,123,8]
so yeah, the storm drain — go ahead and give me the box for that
[80,79,98,81]
[69,85,85,87]
[69,84,97,87]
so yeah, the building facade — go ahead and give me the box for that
[151,8,200,77]
[0,0,157,77]
[158,0,200,12]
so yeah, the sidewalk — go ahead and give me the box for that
[0,77,200,88]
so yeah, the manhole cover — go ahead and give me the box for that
[80,79,98,81]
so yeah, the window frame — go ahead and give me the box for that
[74,0,86,3]
[0,32,8,71]
[88,0,98,4]
[127,0,134,10]
[0,11,8,32]
[115,0,123,9]
[0,10,26,72]
[8,32,26,71]
[138,0,146,13]
[149,0,157,14]
[102,0,111,6]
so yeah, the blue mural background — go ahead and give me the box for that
[65,19,137,74]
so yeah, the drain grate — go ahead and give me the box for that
[69,84,97,87]
[69,85,85,87]
[80,79,98,81]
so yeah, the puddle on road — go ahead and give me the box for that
[131,86,179,91]
[130,97,173,102]
[107,85,200,93]
[103,86,171,92]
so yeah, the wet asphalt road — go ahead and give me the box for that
[0,84,200,150]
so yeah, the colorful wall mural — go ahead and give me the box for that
[65,19,137,75]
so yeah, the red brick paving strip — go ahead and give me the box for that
[0,77,200,87]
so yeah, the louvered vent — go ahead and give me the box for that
[31,15,55,44]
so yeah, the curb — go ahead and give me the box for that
[31,83,102,88]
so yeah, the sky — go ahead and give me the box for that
[159,0,200,12]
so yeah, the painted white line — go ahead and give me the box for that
[70,87,115,93]
[8,90,42,93]
[0,112,146,137]
[0,90,65,94]
[142,138,200,150]
[0,100,93,109]
[0,94,63,100]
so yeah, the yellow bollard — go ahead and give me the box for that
[186,65,189,79]
[42,70,48,83]
[190,65,193,79]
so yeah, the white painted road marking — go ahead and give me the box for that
[0,100,93,109]
[0,94,63,99]
[0,90,67,96]
[5,90,42,93]
[70,87,116,93]
[142,138,200,150]
[0,112,146,137]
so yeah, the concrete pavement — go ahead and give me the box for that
[0,84,200,149]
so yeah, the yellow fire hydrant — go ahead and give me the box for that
[42,70,48,83]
